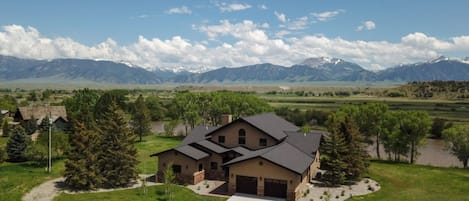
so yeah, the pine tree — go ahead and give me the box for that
[64,122,102,190]
[131,95,151,142]
[321,113,348,186]
[98,102,138,188]
[6,126,28,162]
[339,116,368,180]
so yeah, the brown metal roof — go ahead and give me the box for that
[17,106,67,121]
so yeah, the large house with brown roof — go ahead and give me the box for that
[152,113,323,201]
[14,106,69,131]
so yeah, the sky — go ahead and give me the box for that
[1,0,469,72]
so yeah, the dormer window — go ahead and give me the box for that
[259,138,267,146]
[218,136,225,144]
[238,129,246,145]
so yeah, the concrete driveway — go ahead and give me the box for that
[227,193,286,201]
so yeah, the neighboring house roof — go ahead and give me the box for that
[16,106,68,122]
[1,110,9,115]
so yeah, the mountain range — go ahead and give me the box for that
[1,55,468,84]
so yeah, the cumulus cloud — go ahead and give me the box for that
[275,12,309,30]
[258,4,268,10]
[1,24,469,72]
[274,11,286,23]
[215,2,251,12]
[166,6,192,14]
[311,9,345,22]
[356,21,376,31]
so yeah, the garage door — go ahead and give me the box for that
[264,178,287,198]
[236,175,257,195]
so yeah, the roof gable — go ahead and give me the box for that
[206,113,299,141]
[17,106,67,121]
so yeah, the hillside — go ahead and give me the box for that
[0,55,468,84]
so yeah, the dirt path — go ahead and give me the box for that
[22,174,161,201]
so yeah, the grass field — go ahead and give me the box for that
[351,161,469,201]
[259,95,469,123]
[136,135,182,174]
[0,135,180,201]
[54,184,227,201]
[0,160,65,201]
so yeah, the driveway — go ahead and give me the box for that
[227,193,285,201]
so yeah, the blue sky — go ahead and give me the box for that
[1,0,469,72]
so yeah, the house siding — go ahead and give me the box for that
[210,121,277,150]
[157,150,201,184]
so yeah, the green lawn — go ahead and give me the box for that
[0,134,181,201]
[0,160,65,201]
[351,161,469,201]
[135,135,182,174]
[54,184,227,201]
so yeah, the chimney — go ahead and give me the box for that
[220,114,232,125]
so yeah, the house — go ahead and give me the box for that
[152,113,323,201]
[14,106,70,131]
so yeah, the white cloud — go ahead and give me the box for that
[1,24,469,72]
[166,6,192,14]
[356,21,376,31]
[283,16,309,30]
[311,9,345,22]
[215,2,251,12]
[274,11,286,23]
[258,4,268,10]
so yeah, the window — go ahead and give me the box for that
[198,163,203,171]
[259,138,267,146]
[218,136,225,143]
[238,129,246,145]
[211,162,218,170]
[172,165,181,174]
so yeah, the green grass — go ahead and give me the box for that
[350,161,469,201]
[0,160,65,201]
[54,184,226,201]
[0,134,181,201]
[135,135,182,174]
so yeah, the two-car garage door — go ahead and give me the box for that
[236,175,287,198]
[264,178,287,198]
[236,175,257,195]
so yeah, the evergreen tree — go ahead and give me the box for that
[64,122,102,190]
[321,113,348,186]
[6,126,28,162]
[98,102,138,188]
[164,162,175,200]
[339,116,368,180]
[131,95,151,142]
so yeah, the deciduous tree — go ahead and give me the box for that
[131,95,151,142]
[443,125,469,168]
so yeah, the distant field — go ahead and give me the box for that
[260,95,469,123]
